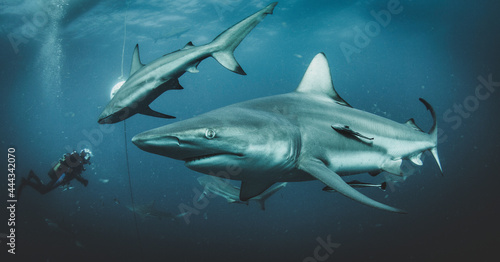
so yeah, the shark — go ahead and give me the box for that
[98,2,278,124]
[132,53,442,213]
[125,201,185,221]
[197,176,286,210]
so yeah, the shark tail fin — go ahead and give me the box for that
[209,2,277,75]
[419,98,443,175]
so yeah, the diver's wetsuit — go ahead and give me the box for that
[18,152,89,197]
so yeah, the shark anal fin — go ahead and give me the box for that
[409,152,423,166]
[331,124,374,141]
[140,106,175,119]
[240,180,275,201]
[300,158,406,213]
[130,44,145,76]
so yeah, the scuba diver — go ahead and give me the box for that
[18,149,93,198]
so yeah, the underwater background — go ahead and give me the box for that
[1,0,499,261]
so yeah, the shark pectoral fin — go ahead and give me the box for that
[381,159,403,176]
[240,180,275,201]
[212,51,246,75]
[130,44,145,76]
[140,106,175,119]
[299,158,406,214]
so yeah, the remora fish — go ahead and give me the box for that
[323,180,387,192]
[132,53,442,213]
[197,176,286,210]
[98,2,278,124]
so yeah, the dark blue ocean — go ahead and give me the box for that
[1,0,499,261]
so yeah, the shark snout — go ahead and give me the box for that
[132,132,181,156]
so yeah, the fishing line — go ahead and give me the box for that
[119,1,144,257]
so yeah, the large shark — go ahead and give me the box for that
[98,2,278,124]
[132,53,442,213]
[197,176,286,210]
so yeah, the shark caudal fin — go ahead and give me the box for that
[209,2,277,75]
[419,98,443,175]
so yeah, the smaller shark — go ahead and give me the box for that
[197,176,286,210]
[98,2,278,124]
[44,218,84,248]
[125,201,186,221]
[323,180,386,192]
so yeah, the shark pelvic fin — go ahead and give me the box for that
[240,180,275,201]
[295,53,351,107]
[140,106,175,119]
[300,158,406,213]
[381,159,403,176]
[130,44,145,76]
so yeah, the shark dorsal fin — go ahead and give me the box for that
[295,53,351,107]
[182,41,195,50]
[130,44,145,76]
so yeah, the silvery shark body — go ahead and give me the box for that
[197,176,286,210]
[132,53,442,213]
[98,2,278,124]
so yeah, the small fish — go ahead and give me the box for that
[113,198,120,205]
[99,178,109,183]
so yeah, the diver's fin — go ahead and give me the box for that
[299,158,406,214]
[130,44,145,76]
[381,159,403,176]
[239,180,275,201]
[331,124,373,140]
[295,53,351,107]
[140,106,175,119]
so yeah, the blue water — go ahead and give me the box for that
[1,0,499,261]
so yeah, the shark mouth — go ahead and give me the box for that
[184,153,243,164]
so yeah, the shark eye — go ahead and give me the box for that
[205,129,216,139]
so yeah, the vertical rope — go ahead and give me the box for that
[120,12,127,80]
[124,120,144,256]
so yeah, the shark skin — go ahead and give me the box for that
[197,176,286,210]
[132,53,443,213]
[98,2,278,124]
